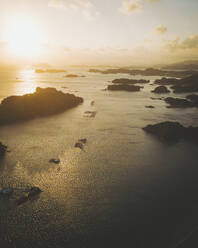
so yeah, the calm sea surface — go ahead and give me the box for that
[0,68,198,248]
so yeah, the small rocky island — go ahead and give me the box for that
[66,74,79,78]
[154,77,179,86]
[112,78,149,85]
[154,74,198,93]
[165,97,194,108]
[163,94,198,108]
[107,84,142,92]
[0,87,83,125]
[152,86,170,94]
[143,121,198,143]
[106,78,147,92]
[65,74,85,78]
[171,74,198,93]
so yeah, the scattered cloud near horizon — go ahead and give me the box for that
[120,0,142,14]
[154,25,168,35]
[165,34,198,51]
[146,0,160,2]
[48,0,100,19]
[120,0,160,14]
[48,0,93,9]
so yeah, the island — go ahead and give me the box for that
[112,78,149,84]
[89,68,197,78]
[65,74,85,78]
[66,74,79,78]
[154,77,179,85]
[35,69,67,73]
[0,87,83,125]
[151,86,170,94]
[171,74,198,93]
[164,97,194,108]
[186,94,198,103]
[143,121,198,144]
[162,61,198,70]
[107,84,143,92]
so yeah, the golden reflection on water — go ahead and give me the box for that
[10,148,82,205]
[16,69,37,95]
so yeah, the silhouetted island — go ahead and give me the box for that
[153,74,198,93]
[107,84,142,92]
[186,94,198,103]
[162,60,198,70]
[0,87,83,125]
[164,97,195,108]
[171,74,198,93]
[66,74,79,78]
[35,69,67,73]
[143,121,198,144]
[112,78,149,84]
[89,68,197,78]
[66,74,85,78]
[145,105,155,109]
[152,86,170,94]
[154,77,179,85]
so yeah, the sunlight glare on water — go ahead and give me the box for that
[16,69,37,95]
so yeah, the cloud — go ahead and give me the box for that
[165,34,198,51]
[146,0,160,2]
[120,0,160,15]
[144,38,152,43]
[48,0,99,19]
[165,37,180,51]
[181,34,198,49]
[154,25,168,35]
[82,9,100,20]
[120,0,142,14]
[48,0,92,9]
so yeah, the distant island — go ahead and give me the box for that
[107,84,142,92]
[151,86,170,94]
[112,78,149,84]
[106,78,147,92]
[164,96,198,108]
[162,60,198,70]
[154,74,198,93]
[65,74,86,78]
[89,67,197,78]
[35,69,67,73]
[0,87,83,125]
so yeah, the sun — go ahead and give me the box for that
[5,17,44,58]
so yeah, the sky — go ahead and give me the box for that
[0,0,198,67]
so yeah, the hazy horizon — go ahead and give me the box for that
[0,0,198,68]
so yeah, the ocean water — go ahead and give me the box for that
[0,68,198,248]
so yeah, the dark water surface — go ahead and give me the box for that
[0,69,198,248]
